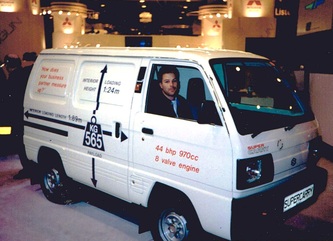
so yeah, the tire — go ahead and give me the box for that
[40,164,74,205]
[150,198,202,241]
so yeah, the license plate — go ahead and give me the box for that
[283,184,314,212]
[0,126,11,135]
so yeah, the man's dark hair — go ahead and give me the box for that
[158,65,179,83]
[23,52,37,62]
[4,54,21,69]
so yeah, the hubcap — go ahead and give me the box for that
[160,211,188,241]
[44,168,60,193]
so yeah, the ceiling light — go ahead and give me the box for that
[139,11,152,23]
[187,4,230,20]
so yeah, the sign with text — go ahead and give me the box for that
[34,60,73,97]
[83,116,105,151]
[274,0,292,17]
[77,61,135,106]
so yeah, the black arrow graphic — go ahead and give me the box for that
[25,111,85,130]
[24,110,112,137]
[94,65,107,114]
[121,132,128,142]
[91,158,97,187]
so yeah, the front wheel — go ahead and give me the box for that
[151,201,202,241]
[40,166,74,204]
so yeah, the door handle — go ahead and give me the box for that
[115,122,120,138]
[142,127,153,135]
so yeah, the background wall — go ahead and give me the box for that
[76,16,276,51]
[310,74,333,146]
[0,12,45,63]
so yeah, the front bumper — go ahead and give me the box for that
[231,165,327,240]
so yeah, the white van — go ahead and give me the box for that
[23,47,327,241]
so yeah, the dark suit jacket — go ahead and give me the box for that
[147,90,193,119]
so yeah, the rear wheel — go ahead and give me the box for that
[40,164,74,204]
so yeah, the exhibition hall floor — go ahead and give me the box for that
[0,155,332,241]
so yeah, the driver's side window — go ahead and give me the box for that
[146,64,221,125]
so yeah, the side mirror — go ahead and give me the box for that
[198,101,222,126]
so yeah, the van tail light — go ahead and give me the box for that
[237,154,274,190]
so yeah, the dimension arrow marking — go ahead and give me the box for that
[25,111,85,130]
[94,65,107,114]
[91,158,97,187]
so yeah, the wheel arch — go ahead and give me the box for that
[148,182,202,225]
[37,146,67,176]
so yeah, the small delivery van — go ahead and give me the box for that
[23,47,327,241]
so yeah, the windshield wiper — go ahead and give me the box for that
[251,131,262,138]
[284,125,295,131]
[252,124,295,138]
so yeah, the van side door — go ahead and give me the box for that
[130,61,233,203]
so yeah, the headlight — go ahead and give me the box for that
[237,154,274,190]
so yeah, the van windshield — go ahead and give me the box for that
[210,58,314,136]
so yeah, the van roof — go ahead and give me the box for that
[40,47,267,62]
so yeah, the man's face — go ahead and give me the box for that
[159,73,178,100]
[6,65,15,73]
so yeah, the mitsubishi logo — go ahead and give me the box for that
[63,17,72,26]
[247,0,261,6]
[213,20,221,29]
